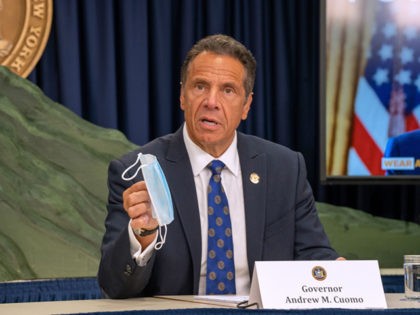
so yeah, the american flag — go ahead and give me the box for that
[347,1,420,175]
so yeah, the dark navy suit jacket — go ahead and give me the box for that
[384,129,420,175]
[98,126,338,298]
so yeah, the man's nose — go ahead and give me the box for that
[205,89,218,109]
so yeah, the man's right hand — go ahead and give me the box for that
[123,181,159,247]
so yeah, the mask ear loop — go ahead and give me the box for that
[154,224,167,250]
[121,153,144,181]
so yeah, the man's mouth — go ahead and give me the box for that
[202,118,217,126]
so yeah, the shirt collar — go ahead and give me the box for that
[182,124,240,177]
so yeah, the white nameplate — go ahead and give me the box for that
[249,260,387,309]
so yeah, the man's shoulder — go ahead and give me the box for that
[395,129,420,144]
[237,132,298,157]
[117,130,181,164]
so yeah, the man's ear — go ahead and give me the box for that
[180,85,185,110]
[241,92,253,120]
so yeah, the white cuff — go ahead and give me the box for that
[128,220,158,266]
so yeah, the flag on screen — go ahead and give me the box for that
[348,1,420,175]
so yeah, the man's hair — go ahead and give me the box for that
[180,34,257,97]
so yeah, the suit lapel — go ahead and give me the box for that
[163,128,202,294]
[237,133,267,277]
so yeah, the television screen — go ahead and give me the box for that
[321,0,420,183]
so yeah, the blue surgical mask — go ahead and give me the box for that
[121,153,174,250]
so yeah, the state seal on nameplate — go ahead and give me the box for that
[312,266,327,281]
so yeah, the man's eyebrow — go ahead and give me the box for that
[190,77,209,83]
[221,81,241,90]
[190,77,240,89]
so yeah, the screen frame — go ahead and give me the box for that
[319,0,420,185]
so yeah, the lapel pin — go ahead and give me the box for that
[249,172,260,184]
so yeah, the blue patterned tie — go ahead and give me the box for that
[206,160,236,294]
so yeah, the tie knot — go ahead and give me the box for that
[207,160,225,175]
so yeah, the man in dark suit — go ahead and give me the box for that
[98,34,340,299]
[384,129,420,175]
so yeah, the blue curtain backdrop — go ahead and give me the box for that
[28,0,419,223]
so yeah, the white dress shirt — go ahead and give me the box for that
[182,125,250,295]
[128,124,250,295]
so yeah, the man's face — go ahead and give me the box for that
[180,52,252,157]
